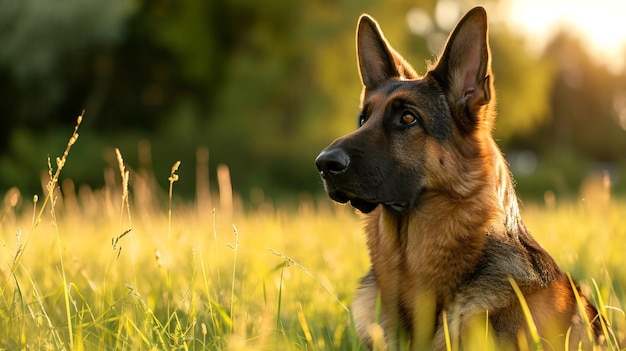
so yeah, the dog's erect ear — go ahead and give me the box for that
[431,7,493,127]
[357,15,417,90]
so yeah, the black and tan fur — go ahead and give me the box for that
[315,6,602,351]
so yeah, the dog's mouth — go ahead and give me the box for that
[328,190,408,213]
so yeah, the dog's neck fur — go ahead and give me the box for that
[362,133,522,334]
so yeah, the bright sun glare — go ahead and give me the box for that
[504,0,626,73]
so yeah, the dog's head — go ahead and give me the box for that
[315,7,496,213]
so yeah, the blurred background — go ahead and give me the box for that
[1,0,625,202]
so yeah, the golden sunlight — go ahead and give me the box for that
[502,0,626,73]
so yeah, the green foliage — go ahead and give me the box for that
[0,0,130,78]
[0,0,131,122]
[490,26,555,141]
[1,0,626,200]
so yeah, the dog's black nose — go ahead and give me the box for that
[315,148,350,176]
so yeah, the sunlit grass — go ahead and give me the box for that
[0,118,624,350]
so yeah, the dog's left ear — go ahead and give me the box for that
[357,15,418,91]
[430,6,493,128]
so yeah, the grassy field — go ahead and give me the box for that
[1,121,625,350]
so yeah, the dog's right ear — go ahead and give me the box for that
[357,15,417,90]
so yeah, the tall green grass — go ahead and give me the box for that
[0,117,624,350]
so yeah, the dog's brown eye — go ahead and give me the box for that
[401,113,417,125]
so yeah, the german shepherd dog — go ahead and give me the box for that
[315,6,603,351]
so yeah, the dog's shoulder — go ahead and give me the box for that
[467,224,564,292]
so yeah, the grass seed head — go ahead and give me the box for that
[169,161,181,183]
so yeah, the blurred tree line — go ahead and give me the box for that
[1,0,625,200]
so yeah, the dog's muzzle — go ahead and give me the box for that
[315,147,411,213]
[315,148,379,213]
